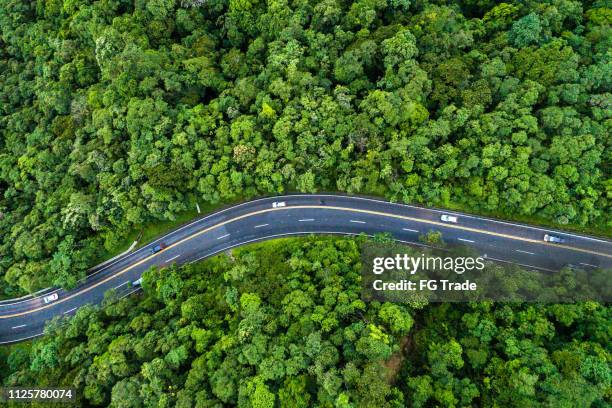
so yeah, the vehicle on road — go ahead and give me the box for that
[544,234,565,243]
[151,243,167,254]
[440,214,458,223]
[43,293,58,304]
[132,278,142,286]
[272,201,286,208]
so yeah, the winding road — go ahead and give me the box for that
[1,194,610,344]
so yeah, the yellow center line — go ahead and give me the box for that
[1,205,609,319]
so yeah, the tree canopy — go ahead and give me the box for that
[1,237,609,407]
[1,0,610,295]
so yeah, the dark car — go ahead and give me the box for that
[151,242,167,254]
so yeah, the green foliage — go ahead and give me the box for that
[0,1,610,405]
[419,230,444,246]
[0,0,609,297]
[0,238,400,406]
[508,13,542,47]
[378,303,413,335]
[2,237,610,408]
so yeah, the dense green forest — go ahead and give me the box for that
[1,1,610,406]
[1,237,609,407]
[1,0,610,295]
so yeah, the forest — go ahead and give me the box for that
[1,0,610,296]
[0,1,610,405]
[1,237,610,407]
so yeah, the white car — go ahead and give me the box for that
[43,293,58,304]
[132,278,143,286]
[440,214,458,223]
[544,234,565,243]
[272,201,286,208]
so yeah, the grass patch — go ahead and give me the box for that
[130,208,200,251]
[95,198,247,264]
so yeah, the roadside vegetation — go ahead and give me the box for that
[1,0,610,296]
[2,237,609,407]
[1,1,609,406]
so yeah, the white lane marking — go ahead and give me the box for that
[580,262,597,268]
[146,193,609,244]
[298,219,314,222]
[350,220,366,224]
[254,224,269,228]
[321,194,611,243]
[22,194,609,303]
[7,194,608,309]
[0,286,57,306]
[0,332,42,344]
[189,231,446,265]
[516,249,535,255]
[217,233,230,240]
[113,281,129,290]
[166,255,180,263]
[0,289,61,307]
[11,324,26,329]
[119,288,142,300]
[402,228,418,233]
[146,196,286,244]
[71,194,307,286]
[4,202,609,320]
[458,238,475,243]
[64,307,77,314]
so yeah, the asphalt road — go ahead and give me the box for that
[1,194,610,344]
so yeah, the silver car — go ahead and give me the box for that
[544,234,565,243]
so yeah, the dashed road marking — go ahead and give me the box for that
[298,219,314,222]
[119,288,142,300]
[217,234,230,240]
[254,224,269,228]
[114,281,129,290]
[11,324,26,329]
[402,228,418,233]
[350,220,366,224]
[458,238,475,243]
[1,203,609,320]
[580,262,597,268]
[166,255,180,262]
[516,249,535,255]
[64,307,77,314]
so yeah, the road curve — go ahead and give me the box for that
[1,194,610,344]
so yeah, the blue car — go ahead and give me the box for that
[151,242,167,254]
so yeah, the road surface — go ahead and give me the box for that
[0,194,610,344]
